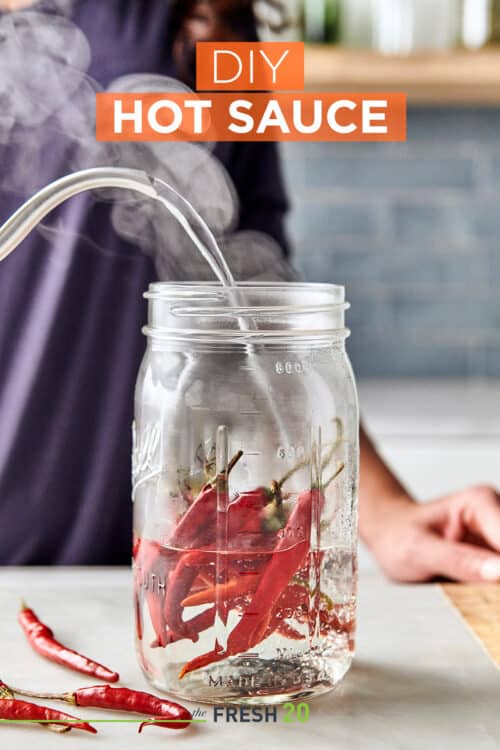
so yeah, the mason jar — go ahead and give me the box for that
[132,282,359,705]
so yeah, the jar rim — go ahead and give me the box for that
[145,281,346,302]
[143,281,350,345]
[143,281,350,315]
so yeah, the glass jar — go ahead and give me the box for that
[132,282,359,705]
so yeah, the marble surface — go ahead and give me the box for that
[0,568,498,748]
[359,379,500,438]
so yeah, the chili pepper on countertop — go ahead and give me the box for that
[9,684,192,732]
[0,698,96,734]
[18,603,119,683]
[0,680,70,735]
[0,682,13,700]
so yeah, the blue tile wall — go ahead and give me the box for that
[282,108,500,378]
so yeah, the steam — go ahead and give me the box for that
[0,6,295,282]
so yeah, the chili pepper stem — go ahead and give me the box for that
[1,681,73,734]
[226,449,244,475]
[0,681,14,700]
[47,724,71,734]
[277,418,344,489]
[3,685,75,705]
[206,449,243,486]
[323,462,345,490]
[270,479,282,508]
[321,418,343,471]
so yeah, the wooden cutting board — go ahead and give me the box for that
[441,584,500,668]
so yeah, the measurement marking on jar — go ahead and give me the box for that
[275,360,311,375]
[277,445,306,460]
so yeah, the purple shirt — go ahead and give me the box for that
[0,0,289,564]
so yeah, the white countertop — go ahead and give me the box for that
[0,568,498,749]
[359,379,500,438]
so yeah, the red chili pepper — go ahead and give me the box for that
[18,603,119,683]
[181,572,262,608]
[134,589,143,642]
[147,452,244,642]
[171,450,243,549]
[0,698,96,734]
[164,546,273,641]
[172,483,219,548]
[73,686,192,731]
[163,549,213,639]
[205,486,281,549]
[276,621,305,640]
[163,482,273,638]
[228,487,273,536]
[134,539,176,647]
[151,606,216,648]
[0,681,69,735]
[7,684,192,733]
[179,488,323,678]
[319,609,356,637]
[259,582,309,641]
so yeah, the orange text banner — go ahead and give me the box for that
[196,42,305,91]
[96,93,407,143]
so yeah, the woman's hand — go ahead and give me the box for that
[359,426,500,583]
[368,486,500,583]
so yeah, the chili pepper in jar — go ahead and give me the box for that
[8,684,192,732]
[163,548,214,639]
[171,450,243,549]
[153,605,217,648]
[157,563,267,647]
[134,539,176,647]
[181,572,262,608]
[18,602,119,683]
[179,476,343,678]
[138,451,244,644]
[199,483,286,549]
[0,698,96,734]
[164,546,273,642]
[163,483,277,640]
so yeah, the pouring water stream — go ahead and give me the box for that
[0,167,235,284]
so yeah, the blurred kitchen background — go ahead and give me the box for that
[259,1,500,553]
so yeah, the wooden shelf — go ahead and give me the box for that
[304,46,500,105]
